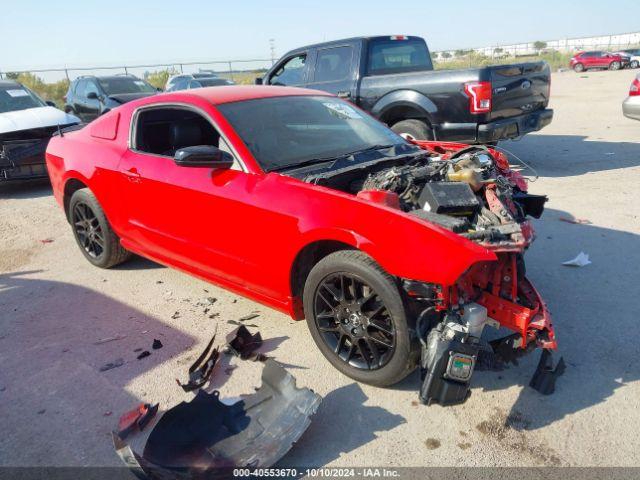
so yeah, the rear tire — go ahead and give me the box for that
[303,250,417,387]
[391,119,434,141]
[609,61,621,71]
[573,63,585,72]
[69,188,131,268]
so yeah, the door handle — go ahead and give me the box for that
[122,167,142,182]
[337,91,351,99]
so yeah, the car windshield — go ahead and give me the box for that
[198,78,231,87]
[97,77,156,95]
[218,95,417,172]
[0,85,46,113]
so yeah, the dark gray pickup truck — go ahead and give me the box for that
[258,35,553,143]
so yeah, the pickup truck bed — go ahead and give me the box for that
[260,36,553,144]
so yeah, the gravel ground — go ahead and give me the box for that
[1,69,639,471]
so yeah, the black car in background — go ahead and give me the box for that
[64,75,158,122]
[260,35,553,143]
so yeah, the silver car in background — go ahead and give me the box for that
[623,74,640,120]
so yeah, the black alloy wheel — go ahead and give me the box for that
[73,201,105,259]
[313,272,396,371]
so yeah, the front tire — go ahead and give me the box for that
[303,250,417,387]
[630,60,639,69]
[573,63,585,72]
[391,119,434,141]
[69,188,131,268]
[609,61,621,71]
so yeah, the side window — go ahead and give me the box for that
[188,80,202,89]
[268,54,306,86]
[74,80,87,95]
[313,46,353,83]
[84,80,100,98]
[133,107,241,170]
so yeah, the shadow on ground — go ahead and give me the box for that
[502,134,640,177]
[278,382,406,466]
[0,271,195,466]
[0,179,52,199]
[472,206,640,430]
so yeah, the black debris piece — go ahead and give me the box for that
[134,348,143,353]
[113,360,321,476]
[137,351,151,360]
[100,358,124,372]
[116,402,159,440]
[177,332,219,392]
[227,319,258,328]
[226,325,263,360]
[152,339,163,350]
[529,349,566,395]
[171,312,180,319]
[239,313,259,322]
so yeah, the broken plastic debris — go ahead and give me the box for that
[226,325,263,360]
[137,351,151,360]
[152,339,163,350]
[93,334,126,345]
[39,238,54,244]
[559,216,591,225]
[117,403,158,440]
[562,252,591,267]
[99,358,124,372]
[177,330,219,392]
[113,360,321,474]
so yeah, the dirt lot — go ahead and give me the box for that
[1,69,639,471]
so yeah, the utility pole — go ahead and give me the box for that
[269,39,276,65]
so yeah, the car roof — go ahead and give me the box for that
[0,80,21,88]
[72,75,142,83]
[284,35,422,54]
[165,85,331,105]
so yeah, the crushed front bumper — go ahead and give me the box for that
[1,138,49,181]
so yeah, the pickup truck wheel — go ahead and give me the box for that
[69,188,131,268]
[391,119,434,141]
[609,61,621,71]
[573,63,585,72]
[303,250,417,387]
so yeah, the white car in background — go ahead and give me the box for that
[165,73,234,92]
[1,80,79,181]
[615,49,640,69]
[623,74,640,121]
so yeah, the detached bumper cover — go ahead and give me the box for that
[477,108,554,143]
[113,360,321,476]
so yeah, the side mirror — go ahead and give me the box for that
[87,92,99,100]
[255,77,264,85]
[174,145,234,169]
[45,100,56,107]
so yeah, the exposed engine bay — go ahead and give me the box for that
[296,140,562,406]
[302,143,547,251]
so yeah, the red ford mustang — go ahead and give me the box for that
[46,86,560,405]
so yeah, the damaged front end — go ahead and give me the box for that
[303,140,561,405]
[0,125,79,181]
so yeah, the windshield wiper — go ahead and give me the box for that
[269,157,338,172]
[268,144,396,173]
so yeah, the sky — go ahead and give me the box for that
[2,0,640,72]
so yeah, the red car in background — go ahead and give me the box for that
[45,86,560,406]
[570,51,628,72]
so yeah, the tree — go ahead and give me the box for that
[441,52,452,59]
[493,47,504,54]
[533,41,548,53]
